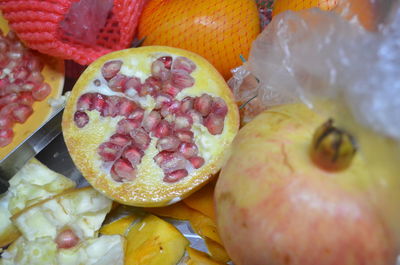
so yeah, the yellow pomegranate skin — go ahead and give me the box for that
[215,103,397,265]
[138,0,260,80]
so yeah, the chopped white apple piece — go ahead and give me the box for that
[12,187,112,242]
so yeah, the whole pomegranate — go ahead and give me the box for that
[215,103,399,265]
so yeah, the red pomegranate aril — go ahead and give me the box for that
[161,80,181,97]
[188,156,205,169]
[13,66,29,80]
[21,82,35,92]
[117,99,137,117]
[154,151,187,173]
[0,103,18,116]
[0,116,14,129]
[55,228,79,249]
[171,57,196,74]
[175,130,194,143]
[151,59,171,81]
[32,83,51,101]
[101,60,123,80]
[12,104,33,123]
[0,93,18,105]
[111,158,137,182]
[171,70,195,89]
[154,93,173,109]
[92,93,107,113]
[180,97,194,113]
[25,56,44,72]
[18,92,34,106]
[140,77,161,97]
[158,56,173,69]
[116,118,141,134]
[178,142,198,159]
[174,114,193,130]
[130,128,151,150]
[128,108,145,122]
[0,128,13,147]
[123,77,141,97]
[27,71,44,83]
[98,142,121,162]
[142,111,161,132]
[152,120,172,138]
[187,109,203,124]
[211,97,228,117]
[102,96,121,117]
[77,93,93,111]
[203,113,225,135]
[163,169,189,183]
[109,133,131,146]
[160,100,181,117]
[194,94,213,116]
[108,73,128,92]
[123,145,144,166]
[156,136,181,152]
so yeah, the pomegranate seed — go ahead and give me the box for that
[151,59,171,81]
[194,94,213,116]
[0,128,14,147]
[77,93,93,111]
[156,136,181,152]
[116,118,141,134]
[108,73,128,92]
[98,142,121,162]
[175,130,194,143]
[161,80,181,97]
[102,96,121,117]
[142,111,161,132]
[174,114,193,130]
[178,142,198,159]
[211,97,228,117]
[0,93,18,105]
[171,70,194,89]
[109,133,131,146]
[128,108,145,122]
[160,100,181,117]
[154,93,173,109]
[158,56,173,69]
[18,91,34,106]
[188,156,205,169]
[117,98,137,117]
[13,66,29,80]
[12,104,33,123]
[153,151,187,173]
[25,56,44,72]
[101,60,122,80]
[123,77,141,97]
[180,97,194,113]
[130,128,151,150]
[55,228,79,249]
[111,158,137,182]
[32,83,51,101]
[27,71,44,84]
[163,169,189,183]
[186,109,203,124]
[152,120,172,138]
[74,111,89,128]
[21,82,35,92]
[140,77,161,97]
[0,103,18,116]
[0,116,14,129]
[203,113,225,135]
[171,57,196,74]
[122,145,144,166]
[92,93,107,113]
[93,79,101,86]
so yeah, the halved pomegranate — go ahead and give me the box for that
[62,46,239,206]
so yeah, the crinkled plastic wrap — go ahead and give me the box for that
[229,0,400,258]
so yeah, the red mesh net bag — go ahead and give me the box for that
[0,0,146,65]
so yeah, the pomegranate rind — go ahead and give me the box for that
[62,46,239,207]
[0,13,65,160]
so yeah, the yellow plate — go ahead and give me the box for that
[0,13,65,160]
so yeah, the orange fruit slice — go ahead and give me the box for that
[138,0,260,80]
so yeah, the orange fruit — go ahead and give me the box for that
[137,0,260,80]
[272,0,377,30]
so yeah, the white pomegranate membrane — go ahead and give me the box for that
[73,56,228,183]
[0,30,51,147]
